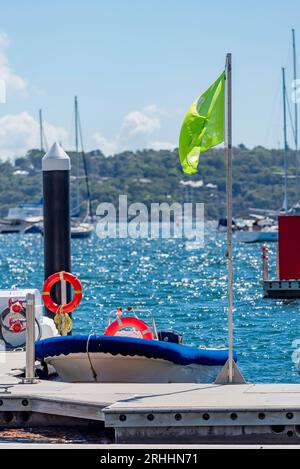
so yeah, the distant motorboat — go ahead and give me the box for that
[236,227,278,243]
[38,220,94,238]
[217,217,238,232]
[236,217,278,243]
[0,218,31,234]
[0,202,43,234]
[289,203,300,214]
[6,203,43,221]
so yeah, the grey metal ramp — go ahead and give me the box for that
[0,353,138,421]
[1,355,206,423]
[103,384,300,444]
[0,381,137,422]
[104,383,300,412]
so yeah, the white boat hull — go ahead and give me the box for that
[0,220,30,234]
[71,222,93,238]
[46,352,222,384]
[236,230,278,243]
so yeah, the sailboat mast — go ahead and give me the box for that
[74,96,80,214]
[292,29,299,201]
[39,109,44,152]
[282,67,289,213]
[78,111,93,220]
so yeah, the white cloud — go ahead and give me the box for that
[92,132,118,156]
[142,104,165,115]
[93,105,176,155]
[0,78,5,103]
[0,112,68,159]
[0,32,9,48]
[43,121,69,149]
[0,32,27,96]
[122,109,160,136]
[148,141,176,151]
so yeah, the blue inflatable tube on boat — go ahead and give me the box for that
[35,335,237,367]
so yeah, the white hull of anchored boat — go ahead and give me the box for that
[0,220,32,234]
[236,230,278,243]
[46,352,222,384]
[71,222,94,239]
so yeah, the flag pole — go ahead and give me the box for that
[215,53,246,385]
[225,53,234,383]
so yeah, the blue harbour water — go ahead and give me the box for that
[0,228,299,384]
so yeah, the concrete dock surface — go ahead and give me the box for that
[1,351,300,445]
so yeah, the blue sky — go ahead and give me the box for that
[0,0,299,158]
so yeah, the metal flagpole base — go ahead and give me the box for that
[215,359,247,384]
[20,378,39,385]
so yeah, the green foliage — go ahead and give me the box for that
[1,146,297,219]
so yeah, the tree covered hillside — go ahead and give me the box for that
[0,145,297,219]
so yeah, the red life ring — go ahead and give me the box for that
[42,271,82,314]
[104,317,154,340]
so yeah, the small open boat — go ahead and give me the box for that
[35,334,236,383]
[35,308,237,383]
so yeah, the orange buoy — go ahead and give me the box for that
[42,271,82,314]
[104,316,154,340]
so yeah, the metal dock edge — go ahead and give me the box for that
[103,384,300,444]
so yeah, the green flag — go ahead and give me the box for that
[179,72,225,174]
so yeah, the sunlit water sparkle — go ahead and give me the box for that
[0,229,299,384]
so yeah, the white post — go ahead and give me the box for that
[23,293,36,383]
[60,271,67,307]
[262,246,269,281]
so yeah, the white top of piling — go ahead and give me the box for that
[42,142,71,171]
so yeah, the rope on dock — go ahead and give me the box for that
[86,332,98,382]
